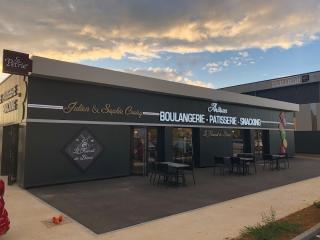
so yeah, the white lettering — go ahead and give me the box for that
[208,103,228,114]
[239,118,261,126]
[159,111,205,124]
[208,115,237,125]
[5,57,29,70]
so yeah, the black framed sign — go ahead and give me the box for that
[64,128,103,171]
[2,49,32,75]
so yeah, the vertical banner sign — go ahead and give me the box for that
[2,49,32,75]
[279,112,287,154]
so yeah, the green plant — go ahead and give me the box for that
[313,201,320,208]
[240,207,300,240]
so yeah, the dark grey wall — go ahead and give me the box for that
[21,123,130,188]
[246,82,320,104]
[199,129,233,167]
[295,131,320,153]
[164,127,173,162]
[17,124,27,186]
[269,130,295,156]
[27,76,295,130]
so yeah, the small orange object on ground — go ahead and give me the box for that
[52,215,64,224]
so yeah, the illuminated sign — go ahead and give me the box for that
[159,103,261,127]
[208,103,228,114]
[63,101,143,118]
[160,111,261,127]
[159,112,205,124]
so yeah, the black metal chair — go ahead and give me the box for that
[230,156,241,174]
[183,163,196,185]
[279,153,290,169]
[148,161,159,184]
[263,154,276,170]
[156,163,177,186]
[285,153,290,168]
[248,154,257,174]
[237,153,256,175]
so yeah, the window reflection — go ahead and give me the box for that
[232,129,244,154]
[172,128,193,164]
[147,128,158,163]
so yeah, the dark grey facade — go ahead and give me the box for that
[223,71,320,153]
[0,57,298,188]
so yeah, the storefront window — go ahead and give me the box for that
[147,128,158,163]
[254,130,263,157]
[172,128,193,164]
[232,129,244,154]
[131,127,159,176]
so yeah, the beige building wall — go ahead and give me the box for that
[295,103,320,131]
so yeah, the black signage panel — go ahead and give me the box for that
[28,76,295,130]
[64,129,103,171]
[2,49,32,75]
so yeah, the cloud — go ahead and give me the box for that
[238,51,249,58]
[126,67,214,88]
[0,0,319,65]
[203,63,223,74]
[0,65,9,82]
[203,51,254,74]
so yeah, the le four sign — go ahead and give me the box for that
[2,49,32,76]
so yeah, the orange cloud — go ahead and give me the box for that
[0,0,319,82]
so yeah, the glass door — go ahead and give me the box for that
[172,128,193,164]
[131,127,159,176]
[131,127,147,175]
[2,125,19,185]
[254,130,263,160]
[147,128,158,164]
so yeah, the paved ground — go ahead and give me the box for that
[296,153,320,160]
[1,156,320,240]
[28,157,320,234]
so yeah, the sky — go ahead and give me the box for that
[0,0,320,89]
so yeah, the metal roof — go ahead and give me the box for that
[222,71,320,93]
[30,56,299,112]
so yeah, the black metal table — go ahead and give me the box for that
[239,157,254,175]
[161,162,190,185]
[271,154,288,170]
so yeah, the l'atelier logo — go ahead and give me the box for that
[208,103,228,114]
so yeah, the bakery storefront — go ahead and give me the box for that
[0,56,299,188]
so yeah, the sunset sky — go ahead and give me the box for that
[0,0,320,88]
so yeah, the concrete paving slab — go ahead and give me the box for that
[29,157,320,234]
[1,157,320,240]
